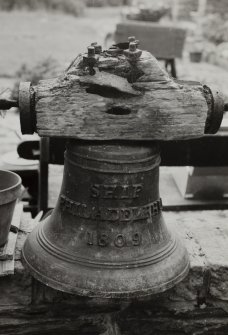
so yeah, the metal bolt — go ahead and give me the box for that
[95,45,102,54]
[83,46,97,75]
[0,98,18,110]
[90,42,102,54]
[129,42,137,52]
[123,42,142,63]
[128,36,136,43]
[87,46,95,57]
[0,88,18,111]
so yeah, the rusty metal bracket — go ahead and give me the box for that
[204,85,224,134]
[19,82,36,135]
[0,88,18,111]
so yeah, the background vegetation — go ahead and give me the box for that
[11,58,59,102]
[86,0,131,6]
[0,0,132,15]
[201,14,228,45]
[0,0,85,16]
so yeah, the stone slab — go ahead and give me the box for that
[166,210,228,301]
[0,203,23,277]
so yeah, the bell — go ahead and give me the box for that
[22,141,189,298]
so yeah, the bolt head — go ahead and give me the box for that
[123,47,142,62]
[91,42,102,54]
[129,42,137,52]
[87,46,95,57]
[128,36,136,43]
[94,45,102,54]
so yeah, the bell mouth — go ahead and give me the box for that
[22,218,189,299]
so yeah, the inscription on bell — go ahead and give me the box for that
[60,195,162,222]
[86,231,142,247]
[91,184,143,199]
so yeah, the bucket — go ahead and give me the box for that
[0,170,22,247]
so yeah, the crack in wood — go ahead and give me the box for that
[34,49,213,140]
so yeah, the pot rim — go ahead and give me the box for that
[0,169,22,194]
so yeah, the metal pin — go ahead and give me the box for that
[135,40,140,47]
[87,46,95,57]
[128,36,136,43]
[129,42,137,52]
[94,45,102,54]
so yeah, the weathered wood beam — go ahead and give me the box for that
[33,51,223,141]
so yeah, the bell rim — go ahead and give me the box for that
[36,220,178,269]
[22,247,190,298]
[22,222,190,299]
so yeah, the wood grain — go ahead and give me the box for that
[34,51,211,141]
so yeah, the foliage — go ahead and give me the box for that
[12,57,60,100]
[201,14,228,45]
[126,5,171,22]
[86,0,132,7]
[0,0,85,16]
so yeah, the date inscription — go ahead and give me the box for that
[87,231,142,247]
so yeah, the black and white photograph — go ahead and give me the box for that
[0,0,228,334]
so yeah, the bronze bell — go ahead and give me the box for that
[22,141,189,298]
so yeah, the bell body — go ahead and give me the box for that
[22,141,189,298]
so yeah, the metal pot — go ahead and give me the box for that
[0,170,22,247]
